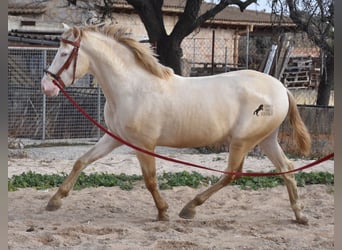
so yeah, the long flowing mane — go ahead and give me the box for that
[79,25,174,79]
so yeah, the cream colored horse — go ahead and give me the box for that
[41,25,311,224]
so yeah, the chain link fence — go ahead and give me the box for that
[182,34,273,74]
[8,37,333,144]
[182,36,244,76]
[182,34,334,106]
[8,47,105,140]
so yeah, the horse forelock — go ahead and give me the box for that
[79,24,173,80]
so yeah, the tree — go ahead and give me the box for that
[271,0,334,106]
[66,0,257,75]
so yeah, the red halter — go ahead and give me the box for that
[44,36,81,88]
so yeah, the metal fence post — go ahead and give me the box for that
[97,84,101,139]
[42,49,47,141]
[224,46,228,72]
[246,26,249,69]
[192,38,196,68]
[211,30,215,75]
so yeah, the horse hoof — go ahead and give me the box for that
[46,199,62,211]
[296,216,309,225]
[157,213,169,221]
[179,207,196,219]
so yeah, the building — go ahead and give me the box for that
[9,0,319,85]
[8,0,295,62]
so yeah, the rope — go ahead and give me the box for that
[53,80,334,177]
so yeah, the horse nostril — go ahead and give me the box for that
[41,80,47,93]
[41,79,52,95]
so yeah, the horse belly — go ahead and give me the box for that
[157,128,229,148]
[157,107,234,148]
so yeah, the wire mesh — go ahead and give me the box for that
[8,47,105,140]
[8,40,333,145]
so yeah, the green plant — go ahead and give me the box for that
[8,171,143,191]
[8,171,333,191]
[158,171,214,190]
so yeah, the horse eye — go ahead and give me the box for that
[61,52,68,57]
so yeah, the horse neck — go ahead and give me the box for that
[82,33,147,100]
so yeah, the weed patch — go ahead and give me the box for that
[8,171,333,191]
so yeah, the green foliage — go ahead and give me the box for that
[232,172,334,190]
[158,171,219,190]
[8,171,67,191]
[232,175,284,190]
[8,171,143,191]
[8,171,333,192]
[295,172,334,187]
[74,172,142,190]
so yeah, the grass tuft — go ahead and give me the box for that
[8,171,333,192]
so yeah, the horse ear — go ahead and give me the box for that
[62,23,71,30]
[72,26,81,39]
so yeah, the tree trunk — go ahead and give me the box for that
[316,52,334,106]
[124,0,256,76]
[156,36,183,75]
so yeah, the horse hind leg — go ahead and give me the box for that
[259,131,308,224]
[179,141,247,219]
[136,151,169,221]
[46,134,122,211]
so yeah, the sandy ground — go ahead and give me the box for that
[8,143,334,249]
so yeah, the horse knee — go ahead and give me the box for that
[143,178,157,192]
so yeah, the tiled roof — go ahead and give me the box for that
[8,1,294,46]
[209,6,292,25]
[113,0,293,26]
[9,1,293,27]
[8,30,61,46]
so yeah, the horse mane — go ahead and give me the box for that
[79,25,174,80]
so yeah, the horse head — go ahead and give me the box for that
[41,25,89,97]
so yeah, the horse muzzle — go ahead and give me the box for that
[41,76,60,97]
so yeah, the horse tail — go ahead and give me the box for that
[286,90,311,156]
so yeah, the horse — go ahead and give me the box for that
[41,24,311,224]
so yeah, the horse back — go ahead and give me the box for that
[155,70,289,147]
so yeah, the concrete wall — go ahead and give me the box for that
[278,105,334,158]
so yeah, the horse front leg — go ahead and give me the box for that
[136,151,169,221]
[46,134,122,211]
[179,142,247,219]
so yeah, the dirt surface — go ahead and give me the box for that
[8,143,334,249]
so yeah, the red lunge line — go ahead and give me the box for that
[53,80,334,177]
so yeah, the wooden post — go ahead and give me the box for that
[246,26,249,69]
[233,33,239,67]
[264,44,278,74]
